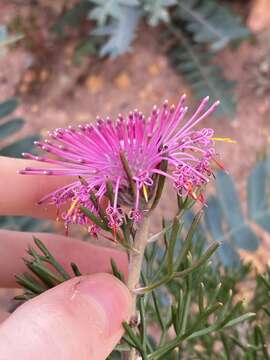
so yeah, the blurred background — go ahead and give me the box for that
[0,0,270,308]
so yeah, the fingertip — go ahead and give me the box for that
[76,273,132,336]
[0,274,131,360]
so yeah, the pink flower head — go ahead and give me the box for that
[19,95,219,233]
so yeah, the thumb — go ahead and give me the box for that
[0,273,131,360]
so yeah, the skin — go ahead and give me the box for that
[0,157,131,360]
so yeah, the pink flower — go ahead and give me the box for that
[19,95,219,232]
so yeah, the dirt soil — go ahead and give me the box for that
[1,0,270,298]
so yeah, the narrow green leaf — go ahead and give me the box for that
[122,322,143,352]
[105,181,114,205]
[223,313,256,329]
[198,282,205,313]
[111,259,124,282]
[139,297,147,349]
[254,325,270,359]
[174,241,220,278]
[150,159,168,211]
[15,274,46,294]
[187,312,255,340]
[185,302,223,338]
[167,217,180,272]
[152,290,166,331]
[70,262,82,277]
[34,237,71,280]
[119,150,136,198]
[174,211,202,270]
[80,206,109,231]
[33,263,66,284]
[24,260,54,288]
[220,332,231,360]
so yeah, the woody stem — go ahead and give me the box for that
[127,215,150,360]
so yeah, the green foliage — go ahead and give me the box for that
[177,0,250,51]
[92,4,142,57]
[166,0,249,117]
[16,209,270,359]
[89,0,140,26]
[190,262,270,359]
[0,97,39,158]
[205,158,270,267]
[52,1,93,36]
[139,232,269,359]
[15,237,80,301]
[0,216,50,233]
[142,0,177,26]
[167,29,236,117]
[248,159,270,232]
[0,117,24,140]
[51,0,251,117]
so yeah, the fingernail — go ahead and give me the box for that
[77,273,131,335]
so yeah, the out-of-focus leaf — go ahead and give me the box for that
[93,6,142,57]
[72,39,97,64]
[0,216,51,232]
[248,159,270,232]
[89,0,139,26]
[0,26,23,56]
[0,118,24,140]
[0,135,39,157]
[167,28,236,118]
[0,98,19,119]
[204,196,240,267]
[143,0,177,26]
[215,171,259,251]
[177,0,250,51]
[52,1,92,36]
[107,351,121,360]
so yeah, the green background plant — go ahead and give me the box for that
[51,0,250,117]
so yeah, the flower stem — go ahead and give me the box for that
[127,215,150,360]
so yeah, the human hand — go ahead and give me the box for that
[0,156,131,360]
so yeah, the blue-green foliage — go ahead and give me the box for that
[168,39,236,117]
[88,0,177,56]
[0,98,50,233]
[92,4,142,57]
[88,0,249,59]
[205,160,270,267]
[177,0,250,51]
[142,0,177,26]
[248,159,270,232]
[89,0,140,26]
[53,0,249,59]
[166,0,250,118]
[52,0,249,117]
[0,98,38,157]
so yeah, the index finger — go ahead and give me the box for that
[0,156,72,219]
